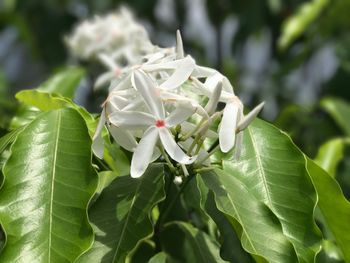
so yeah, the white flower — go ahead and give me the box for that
[66,7,155,64]
[108,70,197,178]
[90,27,265,178]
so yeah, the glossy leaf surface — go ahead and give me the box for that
[222,119,321,262]
[0,108,97,262]
[307,159,350,262]
[200,170,297,263]
[77,164,165,263]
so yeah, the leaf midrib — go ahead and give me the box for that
[48,111,61,262]
[247,127,272,205]
[112,180,142,262]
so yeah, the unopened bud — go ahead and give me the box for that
[204,81,222,115]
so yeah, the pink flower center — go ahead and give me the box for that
[155,119,165,128]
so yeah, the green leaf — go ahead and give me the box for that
[0,108,98,262]
[161,221,228,263]
[77,164,165,263]
[148,252,168,263]
[199,169,297,263]
[16,90,70,111]
[197,180,254,263]
[0,126,26,155]
[38,67,85,98]
[307,159,350,262]
[321,97,350,136]
[15,90,96,137]
[315,138,346,177]
[278,0,329,50]
[9,105,40,130]
[222,119,321,262]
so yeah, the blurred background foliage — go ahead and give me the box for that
[0,0,350,260]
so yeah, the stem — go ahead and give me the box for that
[159,144,176,174]
[157,174,195,227]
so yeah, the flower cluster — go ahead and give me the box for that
[90,29,264,179]
[66,7,160,89]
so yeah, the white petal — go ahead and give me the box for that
[176,30,184,59]
[109,73,132,92]
[92,108,106,158]
[132,70,165,119]
[160,57,195,89]
[131,127,159,178]
[94,71,115,90]
[222,76,235,93]
[108,125,138,152]
[159,128,197,164]
[144,51,165,64]
[190,77,212,97]
[237,102,265,132]
[166,103,195,127]
[219,102,239,153]
[205,72,223,91]
[121,97,144,111]
[108,110,154,129]
[97,53,118,70]
[106,95,129,112]
[191,65,217,78]
[204,80,222,115]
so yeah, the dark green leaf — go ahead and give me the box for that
[161,221,228,263]
[77,164,165,263]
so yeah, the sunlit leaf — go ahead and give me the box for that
[38,67,85,98]
[0,108,97,262]
[15,90,96,136]
[222,119,321,262]
[307,159,350,262]
[315,138,347,177]
[278,0,329,50]
[77,164,165,263]
[321,97,350,136]
[148,252,168,263]
[199,169,297,263]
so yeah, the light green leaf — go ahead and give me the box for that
[38,67,85,98]
[77,164,165,263]
[200,170,297,263]
[16,90,70,111]
[307,159,350,262]
[9,105,40,130]
[0,108,98,262]
[148,252,168,263]
[222,119,321,262]
[15,90,96,136]
[321,97,350,136]
[278,0,329,50]
[161,221,228,263]
[315,138,346,177]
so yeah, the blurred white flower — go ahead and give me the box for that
[66,7,155,65]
